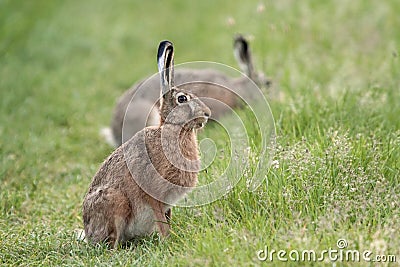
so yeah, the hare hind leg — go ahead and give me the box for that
[84,187,131,248]
[107,191,132,248]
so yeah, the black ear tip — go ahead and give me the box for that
[234,34,247,46]
[158,40,174,60]
[159,40,173,48]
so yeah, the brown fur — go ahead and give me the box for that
[108,35,270,147]
[83,41,211,248]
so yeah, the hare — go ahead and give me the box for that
[103,35,270,147]
[83,40,211,248]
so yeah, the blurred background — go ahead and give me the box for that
[1,0,399,265]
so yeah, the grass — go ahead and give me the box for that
[1,0,399,266]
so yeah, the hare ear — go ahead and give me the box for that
[233,34,254,78]
[157,40,175,97]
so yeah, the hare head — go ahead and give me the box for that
[157,41,211,130]
[234,34,271,89]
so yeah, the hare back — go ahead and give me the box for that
[114,99,160,145]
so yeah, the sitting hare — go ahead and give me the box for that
[83,40,211,248]
[104,35,270,147]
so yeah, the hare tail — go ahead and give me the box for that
[100,127,118,147]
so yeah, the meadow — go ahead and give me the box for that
[0,0,399,266]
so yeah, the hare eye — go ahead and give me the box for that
[176,93,189,104]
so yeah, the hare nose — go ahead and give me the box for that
[204,111,210,118]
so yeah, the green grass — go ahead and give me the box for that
[1,0,399,266]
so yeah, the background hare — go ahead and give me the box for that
[103,35,270,147]
[83,40,211,248]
